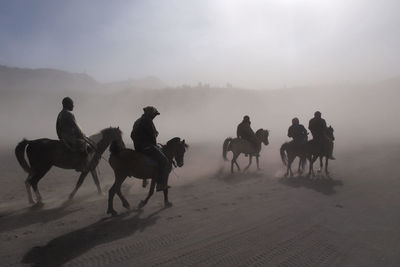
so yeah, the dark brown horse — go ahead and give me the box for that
[280,139,308,177]
[222,129,269,173]
[305,126,335,177]
[107,137,188,216]
[15,127,123,204]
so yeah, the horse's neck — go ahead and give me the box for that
[255,132,263,143]
[90,132,110,154]
[162,145,174,161]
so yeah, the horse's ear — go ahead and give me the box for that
[182,139,189,148]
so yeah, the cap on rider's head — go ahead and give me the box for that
[243,115,250,122]
[62,97,73,109]
[292,117,299,125]
[314,111,321,118]
[143,106,160,116]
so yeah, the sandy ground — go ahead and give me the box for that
[1,141,400,266]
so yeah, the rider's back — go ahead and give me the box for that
[131,115,157,151]
[308,117,326,139]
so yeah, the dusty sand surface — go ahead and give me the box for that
[1,142,400,266]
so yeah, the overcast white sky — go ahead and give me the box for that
[1,0,400,88]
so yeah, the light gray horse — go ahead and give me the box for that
[223,129,269,173]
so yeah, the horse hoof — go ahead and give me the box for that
[123,203,131,210]
[107,209,117,216]
[164,202,173,208]
[138,200,146,209]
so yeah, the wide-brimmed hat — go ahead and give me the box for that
[143,106,160,116]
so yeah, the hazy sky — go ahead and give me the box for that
[1,0,400,88]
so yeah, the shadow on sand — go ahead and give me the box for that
[211,167,266,184]
[22,207,167,267]
[279,175,343,195]
[0,201,82,234]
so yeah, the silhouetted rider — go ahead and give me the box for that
[56,97,87,153]
[288,117,307,145]
[237,115,260,154]
[56,97,89,171]
[131,106,171,192]
[308,111,335,160]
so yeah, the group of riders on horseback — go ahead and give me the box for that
[287,111,335,160]
[16,96,334,213]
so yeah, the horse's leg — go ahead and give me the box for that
[297,158,302,175]
[139,179,156,209]
[231,153,240,173]
[308,155,316,177]
[69,171,90,200]
[244,155,252,171]
[233,154,241,172]
[30,167,51,203]
[318,156,323,173]
[90,168,102,195]
[142,179,148,188]
[325,157,330,177]
[163,186,172,207]
[288,155,295,177]
[115,176,129,209]
[256,156,260,170]
[25,174,34,204]
[107,173,121,216]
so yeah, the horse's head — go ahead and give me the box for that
[256,129,269,146]
[101,127,123,143]
[165,137,189,167]
[326,126,335,141]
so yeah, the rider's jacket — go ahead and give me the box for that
[56,108,85,141]
[237,121,258,145]
[131,114,158,151]
[288,124,307,143]
[308,117,327,140]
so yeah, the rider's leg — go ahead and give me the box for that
[144,146,171,191]
[328,141,335,160]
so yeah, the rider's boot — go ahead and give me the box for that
[328,142,335,160]
[76,151,90,172]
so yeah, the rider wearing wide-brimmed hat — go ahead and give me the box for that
[131,106,171,191]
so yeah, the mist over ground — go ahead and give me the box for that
[1,65,399,152]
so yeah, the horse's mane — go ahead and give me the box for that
[109,139,126,154]
[101,127,122,135]
[256,128,269,135]
[166,137,181,146]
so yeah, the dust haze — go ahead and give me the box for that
[1,71,399,148]
[2,1,400,266]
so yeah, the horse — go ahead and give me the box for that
[15,127,123,204]
[222,129,269,173]
[107,137,188,216]
[280,138,308,177]
[305,126,335,177]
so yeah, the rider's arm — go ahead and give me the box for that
[69,113,85,138]
[287,127,292,138]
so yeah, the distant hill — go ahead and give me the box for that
[106,76,168,90]
[0,65,100,93]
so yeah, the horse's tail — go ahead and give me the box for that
[280,143,288,166]
[15,139,31,173]
[223,138,233,161]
